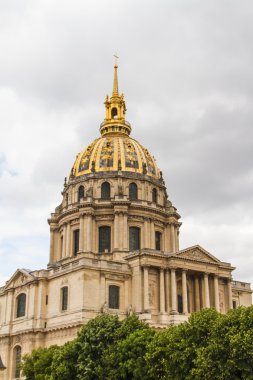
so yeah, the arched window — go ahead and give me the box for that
[78,185,85,201]
[129,227,140,251]
[73,229,80,256]
[99,226,111,253]
[109,285,119,309]
[61,287,68,311]
[155,231,161,250]
[129,183,138,200]
[111,107,118,119]
[101,182,111,200]
[14,346,21,378]
[152,188,157,203]
[16,293,26,318]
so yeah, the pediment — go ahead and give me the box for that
[4,269,35,290]
[176,245,221,264]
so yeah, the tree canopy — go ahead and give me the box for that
[21,306,253,380]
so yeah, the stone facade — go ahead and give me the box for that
[0,65,251,379]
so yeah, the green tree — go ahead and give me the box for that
[50,340,78,380]
[21,345,59,380]
[146,308,221,380]
[103,315,154,379]
[192,306,253,380]
[76,313,121,380]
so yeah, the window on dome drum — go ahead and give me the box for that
[129,183,138,200]
[129,227,140,251]
[99,226,111,253]
[14,346,21,378]
[101,182,111,199]
[111,107,118,119]
[16,293,26,318]
[78,185,85,201]
[152,188,157,203]
[66,193,68,205]
[61,287,68,311]
[73,229,80,256]
[155,231,161,250]
[109,285,120,309]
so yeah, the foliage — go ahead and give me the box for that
[21,307,253,380]
[75,313,121,380]
[21,345,59,380]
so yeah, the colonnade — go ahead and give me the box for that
[142,266,233,315]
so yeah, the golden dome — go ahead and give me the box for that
[71,135,160,179]
[70,63,161,180]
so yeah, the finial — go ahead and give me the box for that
[112,54,119,96]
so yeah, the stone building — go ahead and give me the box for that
[0,65,251,379]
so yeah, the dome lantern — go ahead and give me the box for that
[100,64,132,137]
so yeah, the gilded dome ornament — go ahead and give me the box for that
[70,64,161,180]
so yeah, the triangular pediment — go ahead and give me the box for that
[4,268,35,290]
[176,245,221,264]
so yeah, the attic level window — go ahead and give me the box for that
[129,183,138,200]
[61,287,68,311]
[78,185,84,201]
[16,293,26,318]
[101,182,111,199]
[111,107,118,119]
[152,188,157,203]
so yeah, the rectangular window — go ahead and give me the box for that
[73,229,80,255]
[46,295,48,305]
[109,285,119,309]
[233,300,237,309]
[61,287,68,311]
[129,227,140,251]
[99,226,111,252]
[155,231,161,250]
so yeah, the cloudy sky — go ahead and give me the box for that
[0,0,253,286]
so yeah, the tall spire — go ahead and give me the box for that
[100,61,131,137]
[112,64,119,97]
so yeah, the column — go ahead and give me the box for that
[62,224,67,257]
[86,214,92,251]
[49,229,55,263]
[175,227,179,251]
[150,221,155,249]
[182,270,188,314]
[204,273,210,308]
[165,269,170,313]
[143,266,149,311]
[194,275,200,311]
[170,224,176,252]
[170,268,178,314]
[159,268,165,313]
[144,218,149,248]
[214,275,219,312]
[227,278,233,310]
[79,215,84,252]
[66,223,70,256]
[123,213,128,250]
[114,213,119,249]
